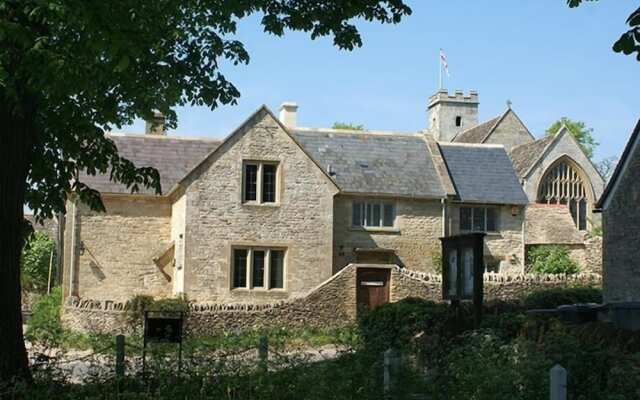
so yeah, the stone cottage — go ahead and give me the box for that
[596,120,640,303]
[60,89,604,308]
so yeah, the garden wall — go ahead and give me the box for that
[62,264,601,336]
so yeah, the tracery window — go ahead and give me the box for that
[537,160,589,231]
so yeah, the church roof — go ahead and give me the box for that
[80,134,221,194]
[452,115,501,143]
[291,129,446,198]
[508,135,555,178]
[438,143,529,205]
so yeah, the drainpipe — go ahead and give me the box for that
[441,198,448,237]
[69,199,77,296]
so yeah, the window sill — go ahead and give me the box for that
[241,201,281,208]
[461,230,501,237]
[230,288,287,293]
[350,226,401,234]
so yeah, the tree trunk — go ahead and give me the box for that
[0,99,34,382]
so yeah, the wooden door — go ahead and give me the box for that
[357,268,390,312]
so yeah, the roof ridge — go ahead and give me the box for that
[451,115,500,142]
[107,132,223,142]
[439,142,505,149]
[294,127,421,138]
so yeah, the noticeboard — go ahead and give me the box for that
[144,312,184,344]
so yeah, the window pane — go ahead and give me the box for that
[371,203,382,227]
[486,208,498,232]
[252,250,265,287]
[569,199,578,226]
[578,199,587,231]
[352,202,363,226]
[233,249,247,288]
[269,250,284,289]
[383,204,395,227]
[244,164,257,201]
[365,203,373,227]
[460,207,472,231]
[262,164,277,203]
[472,208,485,232]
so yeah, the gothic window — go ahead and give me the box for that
[537,160,590,231]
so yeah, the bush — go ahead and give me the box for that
[528,245,579,274]
[359,298,456,352]
[523,286,602,309]
[527,246,580,274]
[21,232,56,293]
[26,287,64,346]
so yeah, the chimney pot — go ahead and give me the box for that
[278,102,298,128]
[145,111,166,135]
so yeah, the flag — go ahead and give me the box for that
[440,49,450,77]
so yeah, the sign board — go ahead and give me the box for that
[440,233,485,304]
[143,311,184,343]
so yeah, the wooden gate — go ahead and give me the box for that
[357,268,390,312]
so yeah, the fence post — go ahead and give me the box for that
[258,335,269,371]
[115,334,125,379]
[383,348,400,393]
[550,364,567,400]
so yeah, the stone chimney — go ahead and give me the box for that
[278,102,298,128]
[427,89,479,142]
[145,111,166,136]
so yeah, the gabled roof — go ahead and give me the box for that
[596,119,640,210]
[176,106,340,194]
[79,134,221,195]
[508,135,555,178]
[291,129,446,198]
[438,142,529,205]
[453,115,501,143]
[453,108,535,145]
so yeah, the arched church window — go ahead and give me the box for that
[537,160,590,231]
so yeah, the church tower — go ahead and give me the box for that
[427,89,479,142]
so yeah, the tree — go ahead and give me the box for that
[546,117,598,159]
[0,0,411,381]
[21,232,55,294]
[332,122,365,130]
[596,156,618,182]
[568,1,640,61]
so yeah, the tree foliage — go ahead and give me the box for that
[1,0,411,219]
[546,117,598,159]
[332,122,365,130]
[568,1,640,61]
[596,155,618,181]
[20,232,55,294]
[527,245,580,275]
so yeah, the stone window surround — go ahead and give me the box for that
[350,199,399,233]
[241,160,281,206]
[229,245,288,292]
[459,205,500,234]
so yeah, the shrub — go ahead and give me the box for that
[21,232,56,293]
[26,287,64,346]
[359,298,456,352]
[523,286,602,309]
[527,245,579,274]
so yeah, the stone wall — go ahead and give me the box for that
[333,196,443,273]
[62,264,602,335]
[181,109,339,303]
[65,196,173,301]
[602,136,640,303]
[483,110,534,152]
[448,204,526,273]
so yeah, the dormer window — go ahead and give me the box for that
[455,116,462,127]
[243,161,279,204]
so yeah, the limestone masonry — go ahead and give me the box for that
[58,89,606,330]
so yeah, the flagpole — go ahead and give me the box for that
[439,53,442,89]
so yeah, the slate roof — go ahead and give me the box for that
[291,129,446,198]
[525,204,584,244]
[508,136,554,178]
[80,134,221,194]
[438,143,529,205]
[452,115,501,143]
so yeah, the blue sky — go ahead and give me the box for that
[126,1,639,162]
